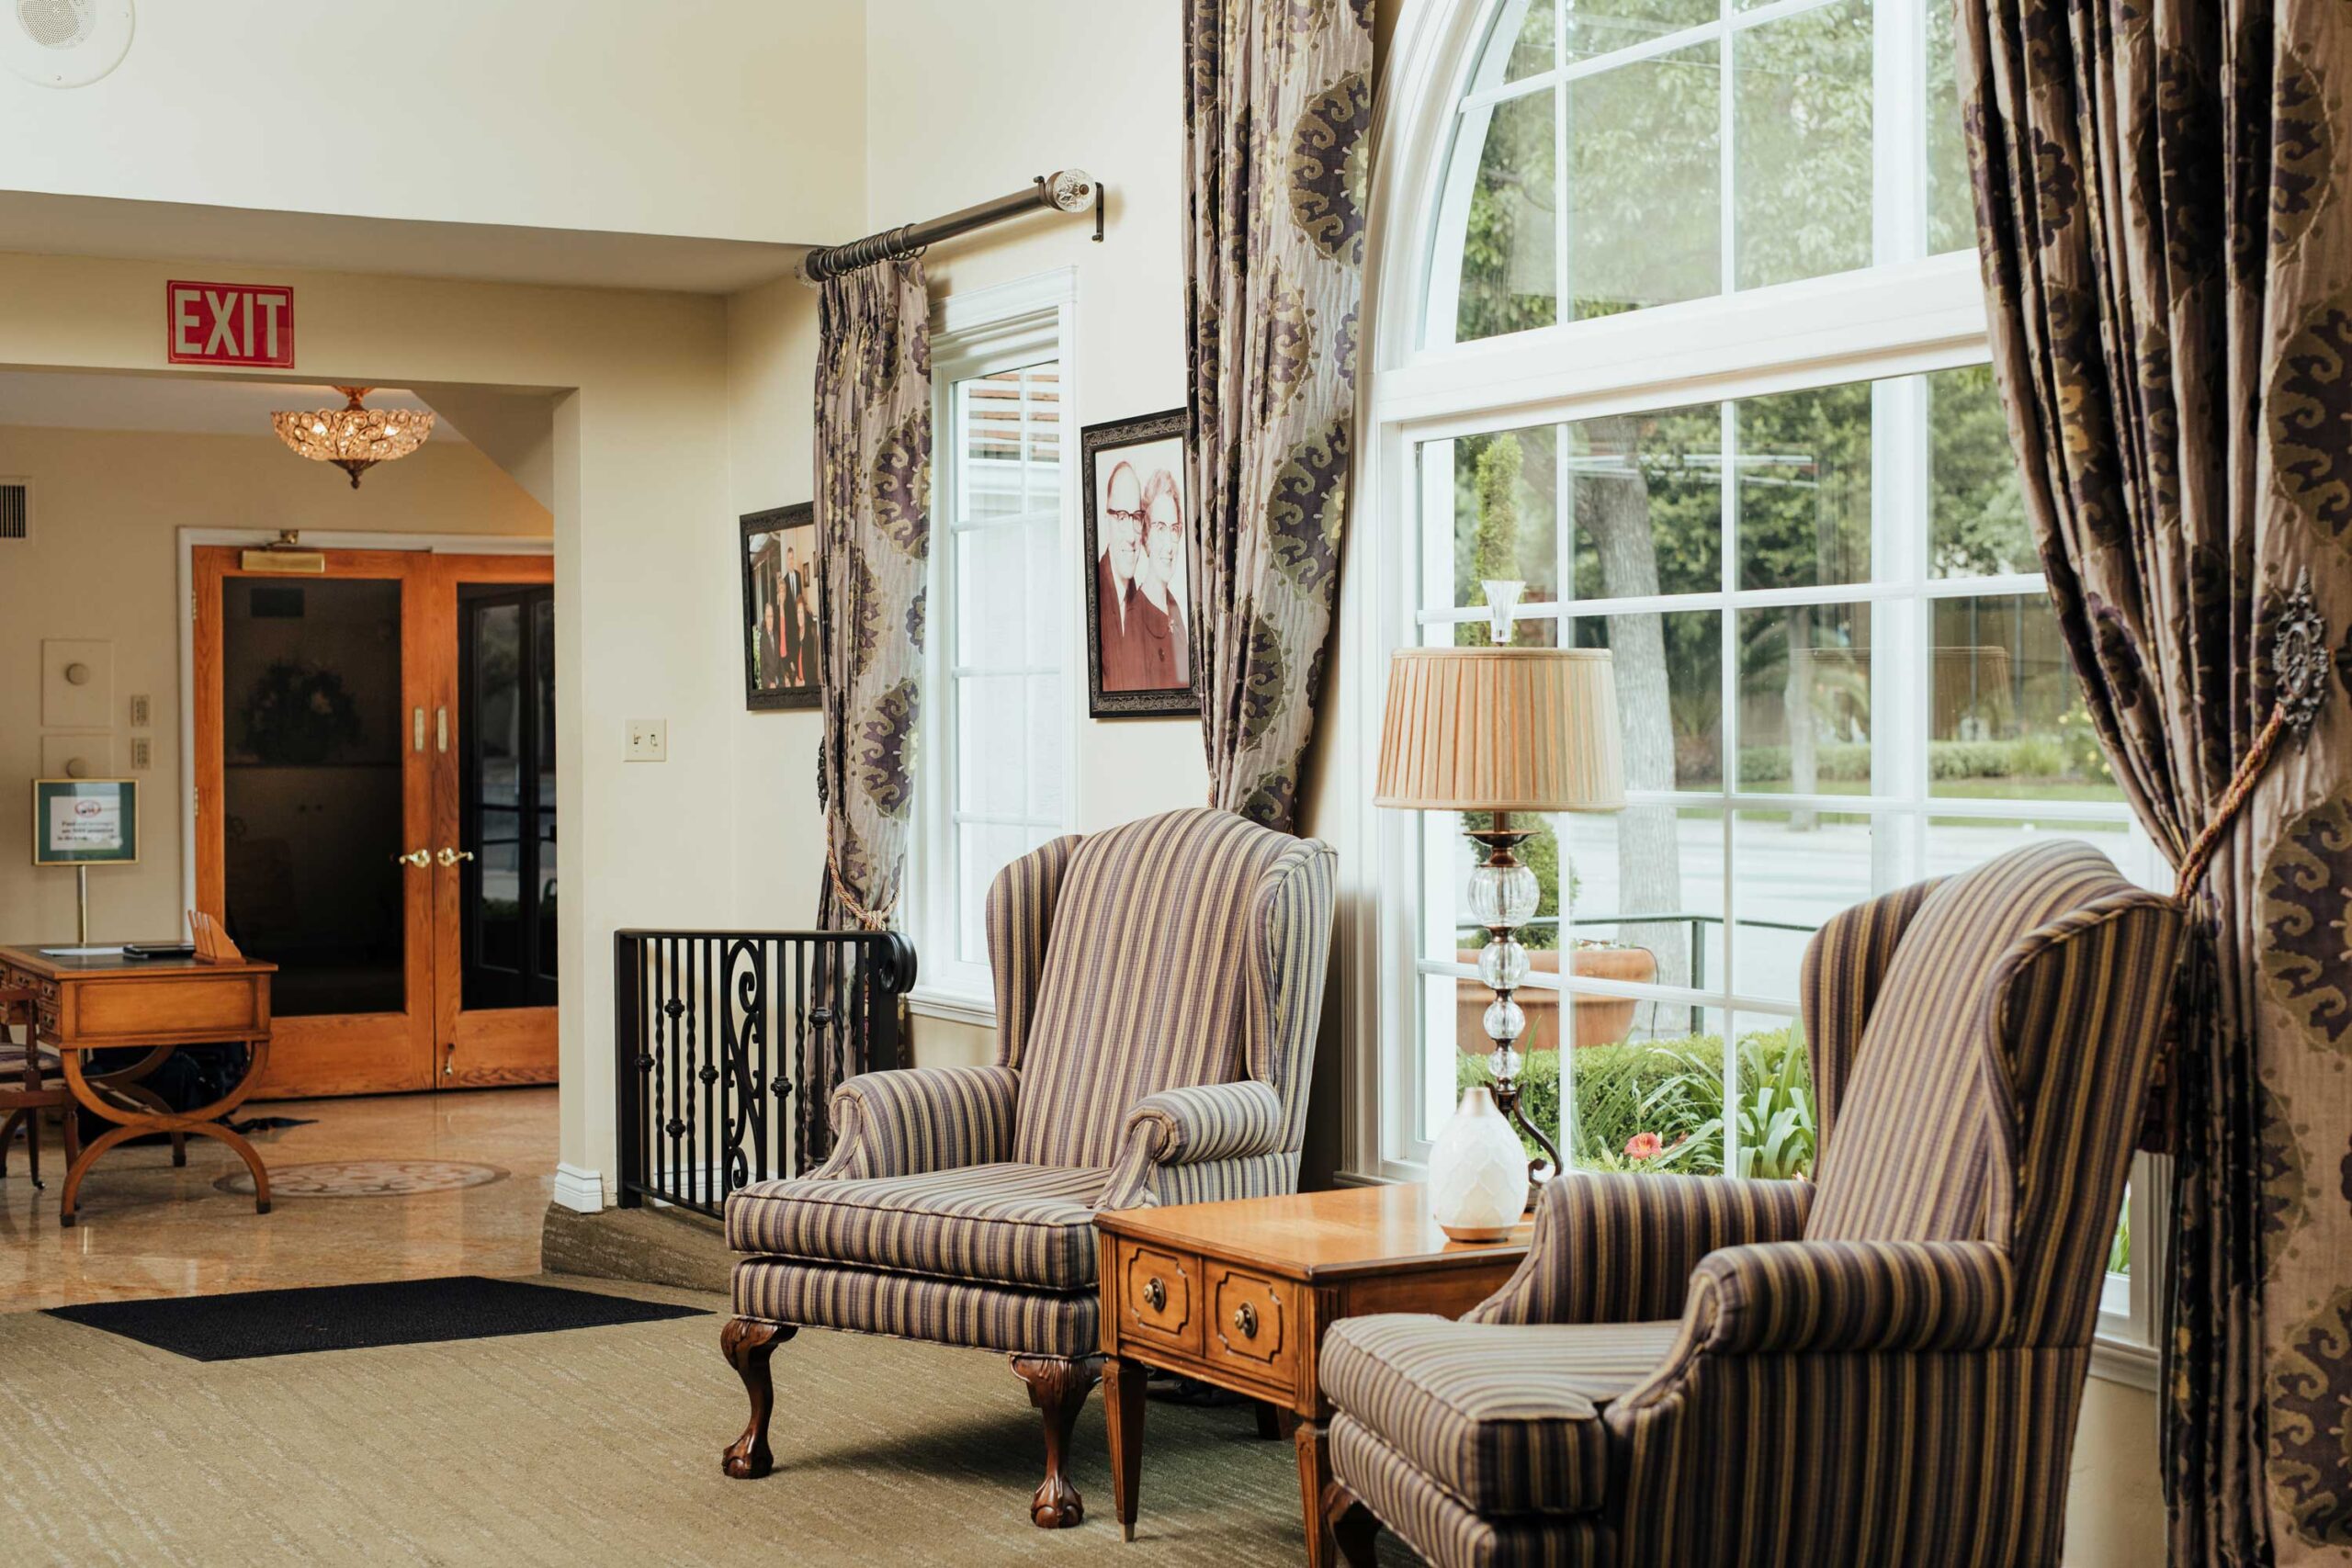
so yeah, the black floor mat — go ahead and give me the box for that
[45,1276,707,1361]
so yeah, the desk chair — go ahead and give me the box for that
[0,987,78,1189]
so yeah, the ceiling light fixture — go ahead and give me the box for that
[270,386,434,490]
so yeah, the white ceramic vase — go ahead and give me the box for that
[1427,1085,1530,1241]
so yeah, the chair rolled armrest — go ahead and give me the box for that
[1094,1078,1286,1209]
[809,1064,1021,1180]
[1679,1238,2013,1356]
[1468,1171,1815,1325]
[1121,1078,1286,1166]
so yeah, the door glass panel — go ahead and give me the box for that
[461,585,557,1010]
[535,595,558,984]
[220,577,406,1016]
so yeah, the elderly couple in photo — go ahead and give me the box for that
[1094,459,1190,692]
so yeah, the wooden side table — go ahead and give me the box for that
[0,945,276,1226]
[1096,1183,1530,1566]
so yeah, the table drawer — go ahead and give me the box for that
[1114,1242,1201,1356]
[72,974,263,1042]
[1203,1262,1296,1387]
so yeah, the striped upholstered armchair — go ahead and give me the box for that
[717,807,1336,1528]
[1321,839,2183,1568]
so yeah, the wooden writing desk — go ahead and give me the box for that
[1096,1183,1531,1566]
[0,944,276,1226]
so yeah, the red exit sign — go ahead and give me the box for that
[165,280,296,367]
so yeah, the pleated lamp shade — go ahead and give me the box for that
[1374,647,1624,813]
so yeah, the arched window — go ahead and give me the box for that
[1358,0,2158,1361]
[1422,0,1975,347]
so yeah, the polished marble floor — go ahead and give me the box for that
[0,1087,556,1312]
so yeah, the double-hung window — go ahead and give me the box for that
[911,281,1075,1014]
[1365,0,2161,1378]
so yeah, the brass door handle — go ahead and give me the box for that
[436,848,476,868]
[1142,1277,1166,1313]
[392,850,431,868]
[1232,1302,1258,1339]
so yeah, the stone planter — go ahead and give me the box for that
[1453,943,1658,1053]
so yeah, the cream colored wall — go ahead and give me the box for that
[2066,1380,2165,1566]
[0,423,547,948]
[849,0,1209,1070]
[0,3,865,244]
[0,247,741,1195]
[722,275,830,934]
[865,0,1211,840]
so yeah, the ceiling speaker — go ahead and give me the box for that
[3,0,133,88]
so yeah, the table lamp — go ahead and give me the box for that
[1374,583,1623,1200]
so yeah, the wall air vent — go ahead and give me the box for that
[0,479,27,543]
[2,0,133,88]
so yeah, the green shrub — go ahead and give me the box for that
[1455,1023,1816,1178]
[1736,743,1870,784]
[1737,737,2112,787]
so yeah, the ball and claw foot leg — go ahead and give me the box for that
[718,1317,795,1480]
[1012,1353,1101,1529]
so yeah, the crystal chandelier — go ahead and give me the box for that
[270,386,434,490]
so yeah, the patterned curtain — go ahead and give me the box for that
[1955,2,2350,1560]
[803,257,931,1172]
[1182,0,1373,833]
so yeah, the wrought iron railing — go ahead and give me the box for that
[612,928,918,1216]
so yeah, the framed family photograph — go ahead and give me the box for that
[741,503,820,712]
[1081,408,1199,718]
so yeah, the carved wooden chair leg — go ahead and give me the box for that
[718,1316,796,1479]
[1011,1353,1101,1529]
[1327,1481,1382,1568]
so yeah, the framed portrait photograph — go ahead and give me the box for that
[741,503,820,712]
[1081,408,1199,718]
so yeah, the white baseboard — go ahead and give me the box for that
[552,1164,605,1213]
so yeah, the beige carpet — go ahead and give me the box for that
[0,1279,1421,1566]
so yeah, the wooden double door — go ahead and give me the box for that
[194,547,558,1099]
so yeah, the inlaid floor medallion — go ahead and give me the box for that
[213,1160,509,1199]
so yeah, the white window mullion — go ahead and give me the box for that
[1871,373,1928,894]
[1872,0,1928,269]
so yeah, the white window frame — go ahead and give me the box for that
[908,270,1080,1023]
[1353,0,2160,1382]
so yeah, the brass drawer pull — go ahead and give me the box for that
[1142,1276,1167,1314]
[1232,1301,1259,1339]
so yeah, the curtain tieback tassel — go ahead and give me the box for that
[825,840,898,931]
[2141,570,2331,1154]
[2174,570,2332,900]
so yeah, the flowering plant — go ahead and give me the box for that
[1623,1132,1662,1161]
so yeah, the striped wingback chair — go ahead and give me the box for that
[1319,839,2183,1568]
[718,808,1337,1529]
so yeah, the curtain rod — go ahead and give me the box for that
[798,170,1102,285]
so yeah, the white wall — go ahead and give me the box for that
[0,2,865,244]
[723,274,828,931]
[865,0,1210,840]
[0,423,548,947]
[705,2,1214,1070]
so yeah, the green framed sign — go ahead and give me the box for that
[31,778,139,866]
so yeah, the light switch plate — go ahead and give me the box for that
[626,719,667,761]
[41,638,112,729]
[129,693,151,728]
[40,732,113,779]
